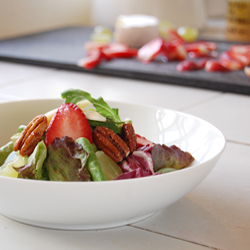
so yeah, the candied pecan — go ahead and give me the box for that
[14,115,47,156]
[93,126,130,162]
[122,122,137,153]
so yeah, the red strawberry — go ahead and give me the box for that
[205,60,230,72]
[162,40,187,61]
[45,103,92,147]
[176,60,199,72]
[229,45,250,54]
[219,51,244,71]
[184,41,217,53]
[197,58,210,69]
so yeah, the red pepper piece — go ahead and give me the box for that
[137,38,164,63]
[103,43,138,59]
[205,60,230,72]
[77,49,103,70]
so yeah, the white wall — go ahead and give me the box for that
[0,0,92,39]
[0,0,227,40]
[206,0,228,17]
[92,0,208,30]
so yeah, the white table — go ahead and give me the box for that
[0,60,250,250]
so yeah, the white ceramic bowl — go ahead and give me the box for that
[0,99,226,230]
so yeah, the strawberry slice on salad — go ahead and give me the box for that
[45,103,92,147]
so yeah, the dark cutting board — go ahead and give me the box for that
[0,26,250,95]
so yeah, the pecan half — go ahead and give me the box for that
[122,122,137,153]
[14,115,47,156]
[93,126,130,162]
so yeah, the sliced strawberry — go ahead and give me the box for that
[188,50,218,59]
[197,58,210,69]
[230,52,250,66]
[45,103,92,147]
[205,60,230,72]
[137,38,164,63]
[176,60,199,72]
[229,45,250,55]
[244,66,250,77]
[219,51,244,70]
[228,45,250,66]
[185,41,217,53]
[163,40,187,61]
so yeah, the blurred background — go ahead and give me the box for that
[0,0,227,40]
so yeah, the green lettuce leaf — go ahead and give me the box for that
[15,141,47,180]
[0,141,14,166]
[44,136,90,181]
[0,151,27,178]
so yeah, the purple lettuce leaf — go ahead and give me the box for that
[151,144,194,171]
[116,168,151,180]
[117,151,154,179]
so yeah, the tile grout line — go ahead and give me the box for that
[226,139,250,147]
[128,224,221,250]
[178,91,225,112]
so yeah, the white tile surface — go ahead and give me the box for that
[0,62,56,86]
[0,66,222,110]
[133,142,250,250]
[0,61,249,250]
[183,93,250,145]
[0,215,211,250]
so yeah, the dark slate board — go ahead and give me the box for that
[0,26,250,95]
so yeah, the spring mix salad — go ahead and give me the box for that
[0,89,194,181]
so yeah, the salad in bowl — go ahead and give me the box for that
[0,89,194,182]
